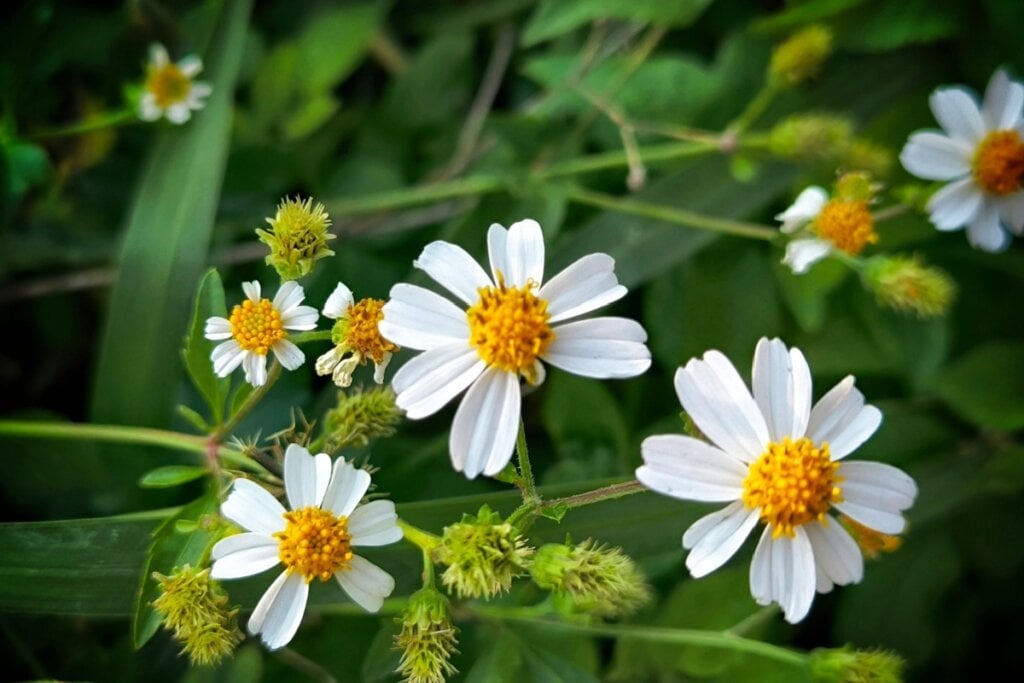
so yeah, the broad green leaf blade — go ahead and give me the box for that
[183,268,230,423]
[90,0,252,429]
[523,0,715,47]
[139,465,209,489]
[935,341,1024,431]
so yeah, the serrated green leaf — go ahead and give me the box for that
[183,269,229,424]
[139,465,209,489]
[523,0,714,47]
[935,341,1024,431]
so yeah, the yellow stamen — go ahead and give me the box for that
[274,506,353,582]
[466,276,554,375]
[742,437,843,538]
[973,130,1024,195]
[344,298,398,363]
[146,63,191,108]
[229,299,285,356]
[814,199,877,255]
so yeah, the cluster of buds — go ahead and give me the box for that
[434,505,534,599]
[256,196,336,281]
[151,565,243,666]
[394,588,460,683]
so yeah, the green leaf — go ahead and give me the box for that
[294,4,382,96]
[935,341,1024,431]
[773,257,850,332]
[131,487,221,649]
[360,621,403,682]
[752,0,868,33]
[90,0,252,429]
[2,139,50,197]
[138,465,209,489]
[523,0,715,46]
[466,634,525,683]
[183,268,230,424]
[838,0,958,52]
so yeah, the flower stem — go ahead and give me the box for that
[324,176,504,216]
[541,479,647,512]
[728,85,778,136]
[29,108,136,140]
[514,418,540,506]
[289,330,334,345]
[399,518,442,554]
[537,141,718,180]
[213,362,282,440]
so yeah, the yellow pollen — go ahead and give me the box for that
[814,199,877,255]
[344,298,398,363]
[145,63,191,108]
[274,506,353,582]
[839,514,903,559]
[973,130,1024,195]
[466,276,554,374]
[742,437,843,538]
[229,298,285,355]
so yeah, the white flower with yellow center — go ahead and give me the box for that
[138,43,212,124]
[900,69,1024,251]
[380,219,651,479]
[636,337,917,623]
[316,282,399,388]
[210,444,403,650]
[205,281,319,387]
[777,186,877,274]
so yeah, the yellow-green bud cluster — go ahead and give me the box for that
[151,565,243,666]
[808,646,906,683]
[256,196,335,281]
[435,505,533,599]
[530,539,651,619]
[770,114,854,165]
[864,255,956,319]
[323,386,402,452]
[394,588,459,683]
[770,25,833,88]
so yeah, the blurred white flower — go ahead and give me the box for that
[777,182,877,274]
[316,282,397,388]
[139,43,212,124]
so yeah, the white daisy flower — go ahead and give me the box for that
[777,184,877,275]
[205,280,319,387]
[210,444,403,650]
[636,337,917,624]
[900,68,1024,251]
[380,218,651,479]
[138,43,213,124]
[316,282,398,388]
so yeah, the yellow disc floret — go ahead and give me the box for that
[814,199,878,255]
[343,298,398,363]
[146,63,191,108]
[230,299,285,355]
[973,130,1024,195]
[466,277,554,374]
[274,506,353,582]
[742,437,843,538]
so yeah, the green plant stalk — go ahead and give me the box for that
[29,108,136,140]
[537,140,718,180]
[289,330,334,345]
[728,84,778,135]
[324,176,504,216]
[514,419,539,505]
[213,362,282,440]
[399,518,442,554]
[540,479,647,512]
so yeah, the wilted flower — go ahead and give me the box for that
[317,282,398,387]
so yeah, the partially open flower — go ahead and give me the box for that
[256,197,336,281]
[317,283,398,387]
[138,43,212,124]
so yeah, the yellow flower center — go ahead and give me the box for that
[839,514,903,559]
[343,298,398,363]
[274,506,353,582]
[229,299,285,355]
[466,277,554,375]
[973,130,1024,195]
[742,437,843,538]
[814,199,877,254]
[146,63,191,108]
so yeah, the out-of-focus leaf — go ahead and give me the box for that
[542,372,629,462]
[837,0,958,52]
[523,0,715,47]
[382,32,474,128]
[282,92,339,141]
[183,269,229,424]
[182,643,263,683]
[935,341,1024,432]
[466,634,524,683]
[139,465,208,489]
[774,257,850,332]
[752,0,868,33]
[361,621,403,682]
[294,3,382,96]
[3,139,50,197]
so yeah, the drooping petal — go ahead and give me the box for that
[391,344,486,419]
[682,500,760,578]
[380,284,470,351]
[981,69,1024,131]
[335,556,395,612]
[450,367,521,479]
[205,316,233,340]
[544,317,651,379]
[967,200,1011,252]
[221,479,286,535]
[776,186,828,233]
[539,253,627,323]
[783,238,831,275]
[349,500,404,546]
[637,434,747,502]
[322,457,371,518]
[929,87,986,145]
[833,461,917,534]
[804,520,864,591]
[899,131,972,180]
[210,533,281,579]
[806,376,882,459]
[211,340,245,377]
[373,352,393,384]
[271,339,305,371]
[323,283,355,318]
[413,241,492,306]
[748,526,816,624]
[248,571,309,650]
[752,338,812,441]
[926,176,984,230]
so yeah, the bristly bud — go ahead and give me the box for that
[323,386,402,452]
[808,646,906,683]
[394,588,459,683]
[151,565,243,666]
[530,539,651,619]
[435,505,533,599]
[770,24,833,88]
[864,255,956,318]
[256,196,335,281]
[769,114,854,165]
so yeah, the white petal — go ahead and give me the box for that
[380,284,469,351]
[221,479,286,535]
[138,94,162,121]
[899,131,972,180]
[323,283,355,318]
[539,253,627,323]
[373,352,392,384]
[166,104,191,124]
[752,338,812,442]
[271,339,305,371]
[783,238,831,275]
[242,281,261,303]
[682,500,760,578]
[178,55,202,78]
[243,352,268,387]
[749,526,816,624]
[210,533,281,579]
[316,346,344,376]
[189,82,213,99]
[805,520,864,590]
[982,69,1024,130]
[450,367,521,479]
[674,354,770,463]
[637,434,746,502]
[205,316,233,340]
[413,241,492,306]
[500,219,545,287]
[998,193,1024,234]
[806,376,881,459]
[149,43,169,66]
[273,281,304,312]
[544,317,651,379]
[930,87,985,144]
[349,500,403,546]
[391,344,486,419]
[248,572,308,650]
[284,444,319,509]
[834,461,917,534]
[335,556,395,613]
[486,224,510,285]
[926,176,984,230]
[280,304,319,331]
[211,340,245,377]
[322,457,371,518]
[776,186,828,233]
[967,200,1011,252]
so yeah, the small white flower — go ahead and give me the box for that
[380,219,651,479]
[138,43,212,124]
[777,185,877,275]
[316,283,398,388]
[900,68,1024,251]
[211,444,403,650]
[636,337,917,624]
[205,280,318,387]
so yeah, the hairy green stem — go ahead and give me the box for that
[214,362,282,439]
[399,518,442,554]
[537,141,717,180]
[29,108,136,140]
[289,330,334,345]
[541,479,647,512]
[324,176,504,216]
[514,419,539,505]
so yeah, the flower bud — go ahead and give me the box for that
[255,196,335,281]
[864,255,956,318]
[770,25,833,88]
[435,505,533,599]
[323,385,402,452]
[394,588,459,683]
[769,114,854,165]
[151,565,243,666]
[808,646,906,683]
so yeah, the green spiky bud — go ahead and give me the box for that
[809,646,906,683]
[151,565,243,666]
[323,386,403,452]
[531,539,651,619]
[255,196,335,281]
[394,588,459,683]
[864,255,956,318]
[435,505,533,599]
[769,114,854,165]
